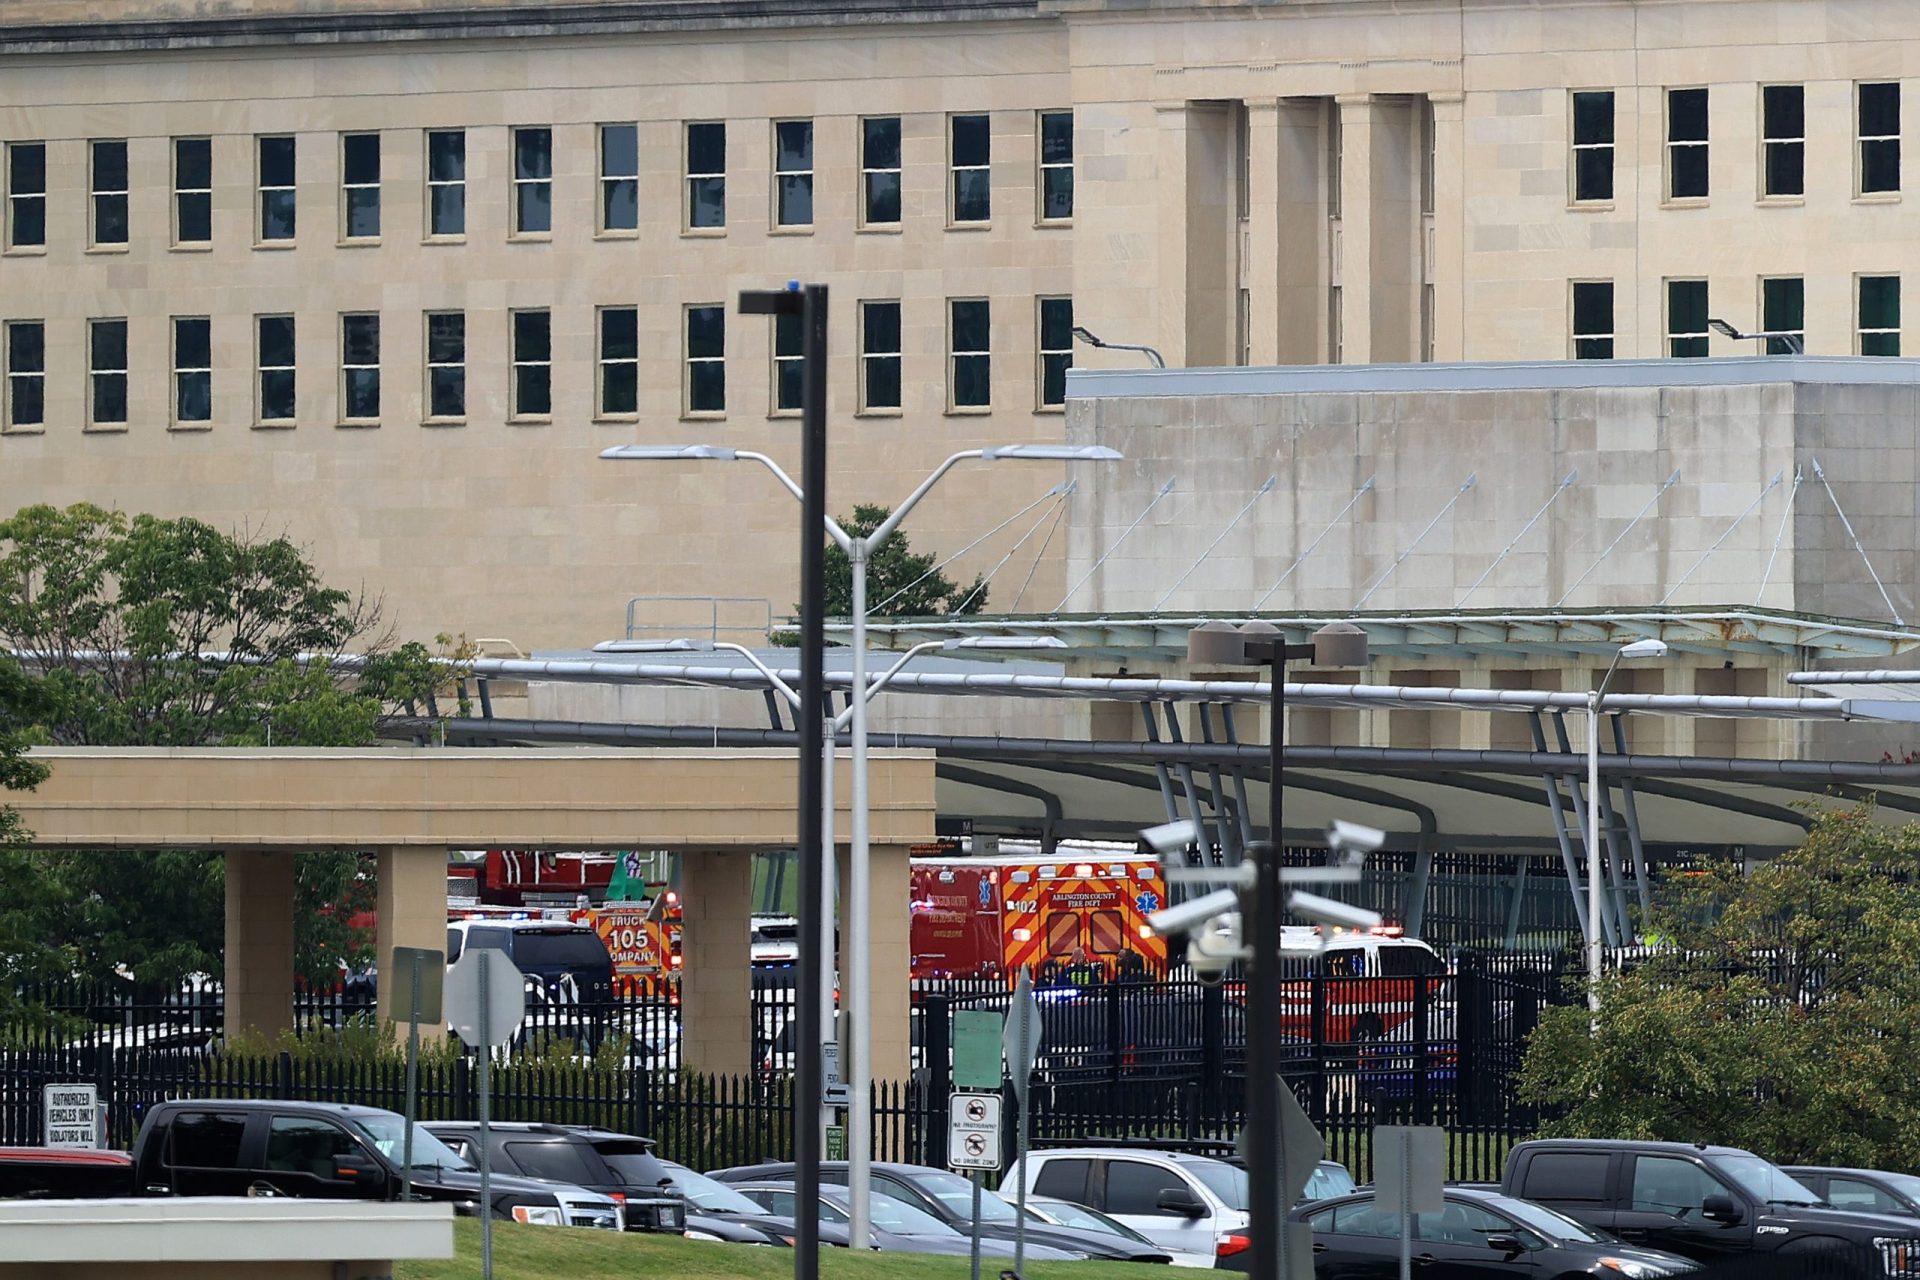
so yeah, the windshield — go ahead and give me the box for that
[1305,1164,1357,1201]
[660,1163,767,1215]
[1879,1173,1920,1205]
[866,1193,961,1237]
[349,1117,471,1171]
[1037,1201,1152,1242]
[512,930,612,969]
[1714,1155,1820,1206]
[917,1169,1017,1222]
[595,1148,672,1192]
[1189,1161,1251,1211]
[1497,1197,1605,1243]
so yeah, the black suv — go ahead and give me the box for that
[425,1122,684,1234]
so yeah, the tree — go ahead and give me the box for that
[0,504,452,990]
[806,504,989,620]
[1517,806,1920,1168]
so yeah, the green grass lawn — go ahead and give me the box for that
[396,1219,1163,1280]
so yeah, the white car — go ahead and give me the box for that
[1001,1148,1255,1266]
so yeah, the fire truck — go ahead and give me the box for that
[1274,924,1451,1043]
[909,848,1169,983]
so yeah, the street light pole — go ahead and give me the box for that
[1586,637,1668,1013]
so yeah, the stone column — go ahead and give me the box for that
[224,851,296,1039]
[1335,94,1375,363]
[1153,100,1192,367]
[376,846,450,1031]
[1243,99,1282,366]
[680,850,754,1077]
[1428,93,1466,360]
[867,843,913,1086]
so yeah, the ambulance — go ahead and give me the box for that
[909,847,1170,983]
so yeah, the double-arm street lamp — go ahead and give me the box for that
[602,441,1118,1242]
[1586,637,1667,1011]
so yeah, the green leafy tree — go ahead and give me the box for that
[1517,806,1920,1168]
[806,503,989,620]
[0,503,455,990]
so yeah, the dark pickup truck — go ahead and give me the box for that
[1502,1139,1920,1280]
[0,1099,622,1230]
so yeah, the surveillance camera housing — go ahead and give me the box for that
[1146,887,1242,938]
[1140,820,1203,859]
[1326,819,1386,856]
[1286,890,1383,932]
[1185,914,1243,976]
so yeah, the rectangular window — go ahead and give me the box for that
[1038,296,1072,408]
[1329,285,1343,363]
[6,142,46,249]
[774,120,814,228]
[685,304,725,414]
[90,318,128,425]
[4,321,44,428]
[598,307,638,417]
[173,138,212,245]
[1859,275,1900,356]
[92,139,129,246]
[1421,283,1435,362]
[258,136,295,242]
[1666,279,1709,358]
[340,313,380,421]
[341,133,381,240]
[256,315,295,423]
[1327,106,1343,219]
[686,122,726,230]
[949,298,990,408]
[1571,91,1615,203]
[1420,99,1436,215]
[512,127,552,235]
[1763,85,1805,197]
[1039,110,1073,221]
[773,311,803,412]
[862,117,902,226]
[173,317,211,424]
[600,124,639,232]
[425,312,465,419]
[951,114,991,223]
[860,300,902,412]
[1761,276,1805,353]
[1667,87,1709,200]
[426,130,466,237]
[1859,82,1900,195]
[1571,281,1614,359]
[511,309,551,418]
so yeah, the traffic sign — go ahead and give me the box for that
[43,1084,100,1149]
[948,1091,1003,1171]
[1373,1125,1446,1215]
[391,946,445,1025]
[952,1009,1004,1091]
[445,948,526,1049]
[1003,970,1044,1104]
[1238,1078,1325,1205]
[823,1040,851,1107]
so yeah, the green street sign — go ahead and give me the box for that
[953,1009,1005,1091]
[825,1125,847,1161]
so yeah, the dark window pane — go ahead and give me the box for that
[10,143,46,194]
[1669,336,1709,358]
[866,355,901,411]
[1767,140,1805,196]
[602,309,639,360]
[12,374,45,425]
[1575,148,1613,202]
[1764,277,1804,333]
[1863,139,1901,194]
[9,323,45,372]
[863,117,901,170]
[1667,88,1707,142]
[1573,92,1614,144]
[92,140,127,192]
[953,354,990,407]
[175,138,210,190]
[175,317,211,368]
[1863,331,1902,357]
[342,315,380,364]
[1043,352,1070,407]
[604,178,638,231]
[95,195,128,244]
[1040,298,1073,351]
[602,363,637,416]
[430,186,465,236]
[259,136,295,187]
[14,198,45,248]
[778,174,813,226]
[258,316,295,369]
[91,320,127,369]
[953,169,991,222]
[776,312,803,358]
[343,134,381,185]
[1670,146,1708,200]
[1861,276,1901,330]
[776,120,812,171]
[516,364,551,416]
[177,370,211,422]
[602,124,638,175]
[777,359,803,411]
[261,190,296,240]
[427,314,465,364]
[687,122,725,175]
[1572,282,1612,336]
[1862,82,1900,137]
[951,300,989,351]
[1044,168,1074,220]
[1041,112,1073,165]
[344,368,381,418]
[516,183,551,234]
[951,114,990,167]
[430,366,465,418]
[1103,1162,1188,1217]
[687,306,724,359]
[168,1114,247,1168]
[514,129,552,179]
[1573,337,1614,360]
[1765,85,1805,138]
[514,311,551,363]
[346,189,380,238]
[428,132,466,182]
[864,302,901,355]
[689,176,725,228]
[689,361,725,413]
[177,192,211,242]
[93,372,127,422]
[1668,280,1707,335]
[260,369,295,419]
[865,172,901,224]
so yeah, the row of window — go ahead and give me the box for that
[1571,82,1902,205]
[1568,275,1901,359]
[0,112,1074,252]
[0,297,1076,430]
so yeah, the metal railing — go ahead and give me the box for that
[624,595,774,644]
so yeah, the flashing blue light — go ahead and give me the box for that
[787,280,800,292]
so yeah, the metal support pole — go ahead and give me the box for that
[1586,695,1602,1015]
[1246,656,1290,1280]
[822,720,838,1148]
[847,540,873,1247]
[477,949,494,1280]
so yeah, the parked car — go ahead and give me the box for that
[707,1160,1172,1262]
[1276,1186,1703,1277]
[1013,1194,1210,1266]
[657,1160,800,1246]
[1002,1147,1273,1263]
[732,1181,1083,1259]
[1502,1138,1920,1279]
[1785,1167,1920,1219]
[0,1147,134,1199]
[422,1121,683,1233]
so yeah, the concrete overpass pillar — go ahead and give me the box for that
[681,850,753,1077]
[868,844,912,1085]
[224,851,295,1038]
[377,846,450,1031]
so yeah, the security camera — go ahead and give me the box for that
[1145,887,1242,938]
[1327,820,1385,858]
[1186,913,1244,977]
[1286,890,1383,932]
[1140,820,1202,858]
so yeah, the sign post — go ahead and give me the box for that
[1003,970,1043,1277]
[949,1091,1004,1280]
[42,1084,100,1149]
[446,947,527,1280]
[1374,1125,1446,1280]
[390,945,444,1205]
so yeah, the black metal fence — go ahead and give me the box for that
[1,950,1576,1180]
